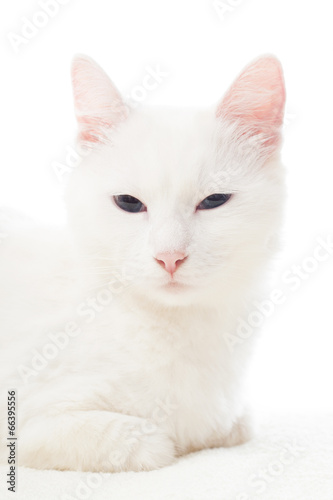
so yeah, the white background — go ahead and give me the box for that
[1,0,333,413]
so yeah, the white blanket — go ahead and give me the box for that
[1,413,332,500]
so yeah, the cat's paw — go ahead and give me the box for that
[204,412,254,450]
[223,412,254,447]
[18,411,176,473]
[102,423,177,472]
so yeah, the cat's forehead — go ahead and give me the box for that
[105,107,219,194]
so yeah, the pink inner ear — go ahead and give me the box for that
[71,55,127,145]
[76,116,113,144]
[217,56,286,146]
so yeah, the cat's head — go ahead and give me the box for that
[66,55,286,307]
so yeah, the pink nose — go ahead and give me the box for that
[155,252,187,276]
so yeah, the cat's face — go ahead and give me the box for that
[66,55,286,306]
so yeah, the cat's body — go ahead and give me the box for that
[0,55,286,471]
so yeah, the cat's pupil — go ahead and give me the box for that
[197,193,232,210]
[113,195,146,213]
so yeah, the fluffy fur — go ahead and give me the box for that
[0,55,286,472]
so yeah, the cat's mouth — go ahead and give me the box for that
[163,281,188,291]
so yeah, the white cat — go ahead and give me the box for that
[0,54,286,472]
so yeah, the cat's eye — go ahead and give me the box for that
[113,195,146,213]
[197,193,232,210]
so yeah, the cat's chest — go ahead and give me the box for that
[81,305,237,442]
[126,336,235,451]
[89,303,227,373]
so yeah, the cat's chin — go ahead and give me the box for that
[141,280,205,307]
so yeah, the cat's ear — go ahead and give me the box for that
[217,56,285,149]
[71,54,128,147]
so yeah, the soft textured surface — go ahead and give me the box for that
[1,413,332,500]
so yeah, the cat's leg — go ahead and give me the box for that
[18,410,176,472]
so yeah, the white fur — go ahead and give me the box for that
[0,55,285,472]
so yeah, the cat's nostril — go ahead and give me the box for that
[155,252,187,276]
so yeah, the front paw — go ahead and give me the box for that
[223,412,254,447]
[102,422,177,472]
[18,411,177,472]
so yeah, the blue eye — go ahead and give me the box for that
[113,195,146,213]
[197,193,232,210]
